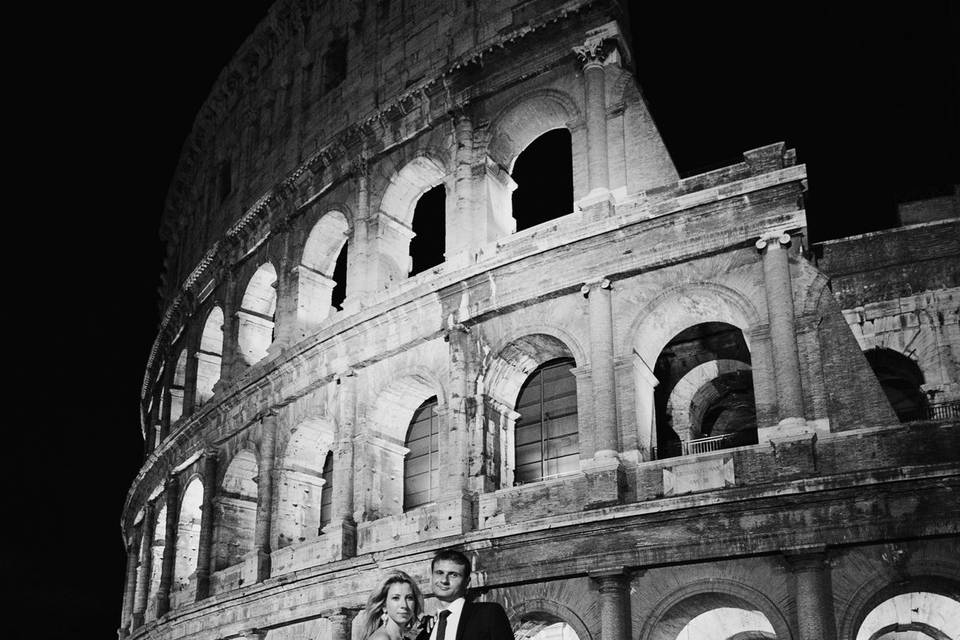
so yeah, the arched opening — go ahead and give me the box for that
[514,358,579,484]
[410,184,446,276]
[856,591,960,640]
[511,129,574,231]
[483,333,582,488]
[648,593,780,640]
[174,478,203,593]
[146,503,166,621]
[300,212,349,327]
[275,418,334,548]
[331,243,348,310]
[518,621,580,640]
[319,450,334,530]
[404,396,440,510]
[652,323,755,459]
[169,349,188,423]
[213,451,258,570]
[195,307,224,405]
[237,263,277,364]
[864,347,928,422]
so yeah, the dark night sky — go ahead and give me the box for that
[17,2,956,638]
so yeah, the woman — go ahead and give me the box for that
[359,570,426,640]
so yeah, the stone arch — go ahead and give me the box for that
[146,501,167,620]
[509,598,593,640]
[484,326,587,405]
[627,283,761,366]
[668,359,753,441]
[626,284,761,457]
[275,416,335,547]
[300,210,350,275]
[169,348,188,423]
[294,210,351,330]
[195,306,224,405]
[213,449,259,570]
[482,331,583,487]
[863,346,928,422]
[238,262,278,365]
[839,574,960,640]
[638,579,793,640]
[379,155,449,227]
[366,369,448,442]
[488,89,582,172]
[174,475,203,591]
[363,370,447,518]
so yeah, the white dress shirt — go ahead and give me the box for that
[430,597,465,640]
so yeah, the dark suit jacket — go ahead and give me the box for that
[415,601,513,640]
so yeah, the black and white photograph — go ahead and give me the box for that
[15,1,958,638]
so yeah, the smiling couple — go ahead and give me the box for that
[360,549,513,640]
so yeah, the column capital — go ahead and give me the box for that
[580,277,612,296]
[755,231,792,252]
[588,566,632,586]
[572,22,626,68]
[783,545,829,571]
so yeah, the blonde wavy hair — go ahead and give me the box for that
[359,570,424,640]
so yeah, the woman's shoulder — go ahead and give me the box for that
[367,628,394,640]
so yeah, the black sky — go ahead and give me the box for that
[19,1,957,638]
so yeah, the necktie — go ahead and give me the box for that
[435,610,451,640]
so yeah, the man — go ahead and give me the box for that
[417,548,513,640]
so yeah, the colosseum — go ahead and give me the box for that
[118,0,960,639]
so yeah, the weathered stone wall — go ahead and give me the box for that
[122,1,960,639]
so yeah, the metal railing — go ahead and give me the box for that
[919,401,960,421]
[652,433,740,460]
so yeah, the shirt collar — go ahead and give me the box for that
[439,597,466,615]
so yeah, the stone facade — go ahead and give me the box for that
[120,1,960,639]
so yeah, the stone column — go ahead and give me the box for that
[131,503,155,629]
[590,569,632,640]
[756,232,805,424]
[156,474,180,617]
[325,371,357,558]
[194,448,218,601]
[445,324,475,496]
[216,276,242,390]
[183,347,199,417]
[583,279,619,458]
[328,608,359,640]
[574,36,614,211]
[119,528,142,637]
[254,411,278,581]
[786,550,837,640]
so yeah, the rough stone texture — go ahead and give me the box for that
[121,1,960,639]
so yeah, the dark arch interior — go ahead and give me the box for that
[410,184,446,276]
[863,347,927,422]
[653,322,753,458]
[331,242,348,310]
[512,129,574,231]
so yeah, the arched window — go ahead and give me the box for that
[856,591,960,640]
[331,243,348,311]
[511,129,573,231]
[514,358,579,484]
[237,263,277,364]
[653,322,755,458]
[864,347,927,422]
[410,184,446,276]
[195,307,224,405]
[169,349,188,423]
[319,450,333,530]
[174,478,203,593]
[403,396,439,510]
